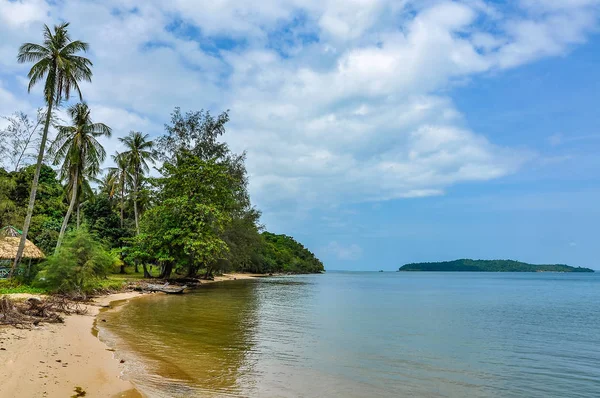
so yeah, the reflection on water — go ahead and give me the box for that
[100,281,260,397]
[100,273,600,398]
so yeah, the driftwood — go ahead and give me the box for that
[144,283,187,294]
[0,296,87,328]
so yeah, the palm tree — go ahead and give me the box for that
[51,102,111,250]
[12,23,92,273]
[99,169,119,201]
[109,152,131,228]
[120,132,155,234]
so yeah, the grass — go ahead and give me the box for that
[98,269,159,291]
[0,280,48,295]
[97,278,128,291]
[1,267,163,295]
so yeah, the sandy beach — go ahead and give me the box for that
[0,273,265,398]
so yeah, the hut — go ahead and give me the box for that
[0,226,46,278]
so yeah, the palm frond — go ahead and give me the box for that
[85,122,112,137]
[17,43,50,63]
[60,40,90,56]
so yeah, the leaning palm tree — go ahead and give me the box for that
[12,23,92,273]
[120,132,155,234]
[109,152,131,228]
[51,102,111,250]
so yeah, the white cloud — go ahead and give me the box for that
[0,0,598,219]
[324,241,363,260]
[0,0,49,28]
[0,81,30,116]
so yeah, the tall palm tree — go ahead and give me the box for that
[99,169,119,201]
[76,177,95,230]
[120,132,155,234]
[12,23,92,273]
[109,152,131,228]
[51,102,111,250]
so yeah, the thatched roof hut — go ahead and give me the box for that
[0,226,45,260]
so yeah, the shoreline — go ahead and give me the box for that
[0,273,267,398]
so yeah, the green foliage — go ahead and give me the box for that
[0,170,17,227]
[134,154,234,277]
[399,259,594,272]
[82,194,130,248]
[0,164,65,254]
[36,229,116,294]
[118,131,155,233]
[0,279,47,294]
[244,232,325,274]
[96,277,128,291]
[50,102,112,250]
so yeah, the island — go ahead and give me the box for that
[398,259,594,273]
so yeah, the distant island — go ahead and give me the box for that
[398,259,594,273]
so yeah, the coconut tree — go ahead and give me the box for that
[51,102,111,250]
[12,23,92,273]
[119,132,155,235]
[99,168,119,201]
[76,174,96,229]
[109,152,131,228]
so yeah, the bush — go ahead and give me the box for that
[35,229,116,294]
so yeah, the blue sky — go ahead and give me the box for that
[1,0,599,270]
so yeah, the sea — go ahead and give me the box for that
[98,272,600,397]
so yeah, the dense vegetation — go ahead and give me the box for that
[0,23,323,294]
[243,232,325,274]
[0,165,65,255]
[399,259,594,273]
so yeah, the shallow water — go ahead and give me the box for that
[99,272,600,397]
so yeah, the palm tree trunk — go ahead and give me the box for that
[11,97,54,277]
[133,171,140,235]
[56,168,79,251]
[120,176,124,228]
[76,203,81,229]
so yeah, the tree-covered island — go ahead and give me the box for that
[398,259,594,272]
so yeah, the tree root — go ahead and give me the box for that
[0,296,88,329]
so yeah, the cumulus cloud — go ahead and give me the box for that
[0,0,599,217]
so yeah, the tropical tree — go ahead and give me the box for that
[50,102,111,250]
[12,22,92,274]
[98,168,119,201]
[119,131,155,234]
[109,152,131,228]
[133,153,234,279]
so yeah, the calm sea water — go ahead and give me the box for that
[99,272,600,397]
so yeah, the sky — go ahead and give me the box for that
[1,0,599,271]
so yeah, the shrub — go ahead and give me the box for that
[35,229,116,294]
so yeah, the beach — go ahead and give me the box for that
[0,273,264,398]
